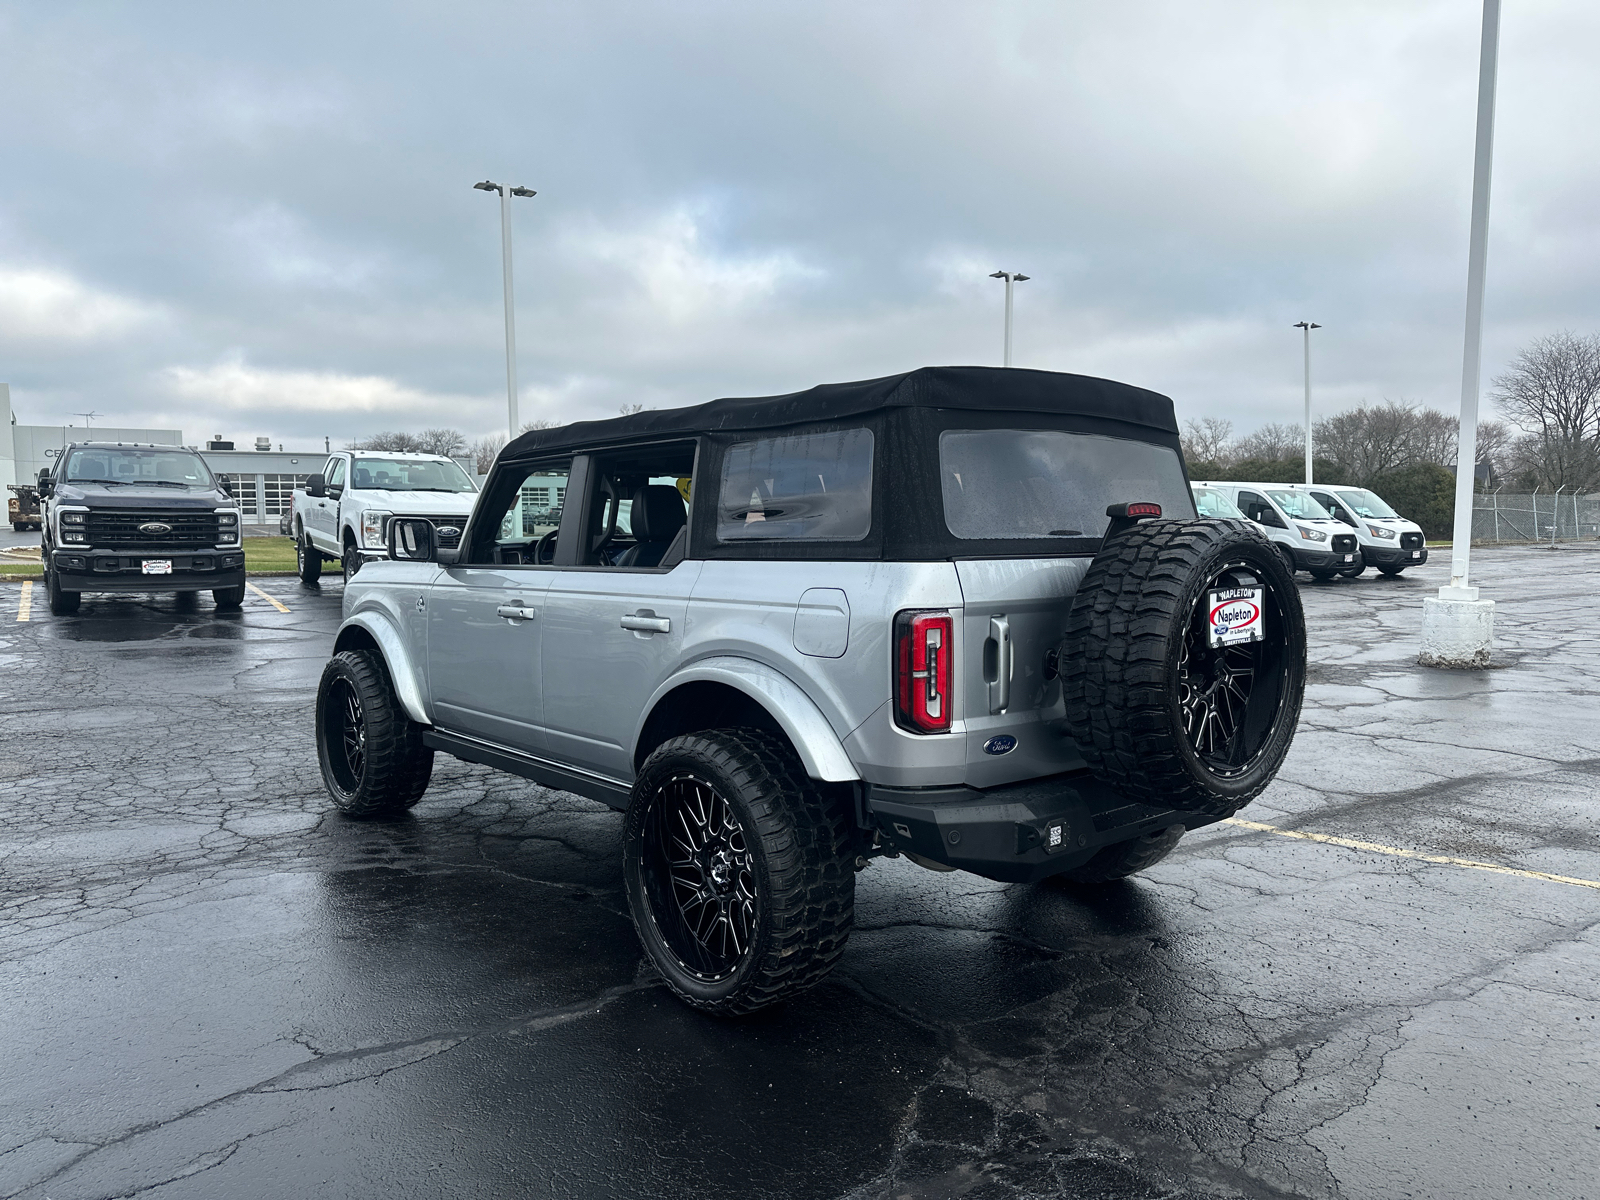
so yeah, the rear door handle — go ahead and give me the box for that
[621,611,671,634]
[496,603,538,622]
[987,616,1012,714]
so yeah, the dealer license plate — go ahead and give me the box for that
[1411,550,1422,558]
[1208,587,1265,648]
[141,559,173,575]
[1343,554,1354,562]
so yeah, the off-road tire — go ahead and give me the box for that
[213,585,246,610]
[297,531,321,584]
[46,563,80,615]
[624,729,856,1016]
[315,649,432,818]
[1061,518,1307,819]
[1053,825,1185,885]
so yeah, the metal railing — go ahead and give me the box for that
[1472,492,1599,542]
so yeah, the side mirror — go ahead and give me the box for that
[216,474,233,497]
[388,517,437,562]
[37,470,52,497]
[305,473,326,498]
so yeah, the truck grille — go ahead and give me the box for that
[1400,531,1424,550]
[84,510,220,547]
[1332,533,1358,554]
[396,516,464,550]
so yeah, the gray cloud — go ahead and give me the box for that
[2,0,1596,447]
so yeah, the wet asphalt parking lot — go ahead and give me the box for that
[1,549,1598,1200]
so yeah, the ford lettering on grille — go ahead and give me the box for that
[436,526,461,538]
[138,521,173,535]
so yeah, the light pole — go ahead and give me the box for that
[475,180,537,437]
[1292,322,1320,484]
[989,271,1030,367]
[1421,0,1500,669]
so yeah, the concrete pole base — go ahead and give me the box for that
[1419,596,1495,669]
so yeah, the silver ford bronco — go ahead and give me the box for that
[313,367,1306,1014]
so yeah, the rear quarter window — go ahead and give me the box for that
[716,428,874,542]
[939,429,1193,540]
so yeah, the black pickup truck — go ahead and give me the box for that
[38,442,246,615]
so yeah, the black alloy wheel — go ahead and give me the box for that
[1176,562,1289,780]
[314,649,432,817]
[297,533,321,584]
[624,729,856,1015]
[642,774,759,981]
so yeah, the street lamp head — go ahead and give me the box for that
[990,271,1007,279]
[1293,321,1322,330]
[509,186,537,198]
[1013,274,1030,282]
[474,180,501,193]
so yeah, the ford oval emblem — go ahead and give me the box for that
[138,522,173,535]
[983,734,1017,756]
[436,526,460,537]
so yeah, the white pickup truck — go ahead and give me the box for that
[291,450,480,584]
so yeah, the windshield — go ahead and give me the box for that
[1265,490,1333,520]
[1337,489,1399,519]
[62,447,214,488]
[1192,486,1245,519]
[351,457,477,492]
[940,430,1195,539]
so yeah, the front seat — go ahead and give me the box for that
[614,485,686,568]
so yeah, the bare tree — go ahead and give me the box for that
[1490,331,1600,489]
[471,433,506,474]
[352,431,421,452]
[619,403,646,416]
[416,428,468,457]
[1181,417,1233,466]
[1234,422,1302,462]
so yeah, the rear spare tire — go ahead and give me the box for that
[1061,518,1306,819]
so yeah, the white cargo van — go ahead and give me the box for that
[1289,484,1428,577]
[1193,482,1361,580]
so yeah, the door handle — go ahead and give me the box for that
[621,611,671,634]
[496,603,538,622]
[986,615,1013,714]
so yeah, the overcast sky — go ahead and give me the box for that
[2,1,1596,450]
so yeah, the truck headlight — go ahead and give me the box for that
[1367,524,1398,539]
[61,527,86,543]
[1296,525,1327,543]
[217,510,241,545]
[61,512,86,525]
[361,510,392,549]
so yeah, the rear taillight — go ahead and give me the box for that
[895,610,954,734]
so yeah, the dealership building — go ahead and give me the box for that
[4,384,321,525]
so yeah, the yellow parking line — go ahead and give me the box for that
[1222,817,1600,893]
[246,582,290,613]
[15,580,32,622]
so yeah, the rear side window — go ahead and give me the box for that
[717,428,874,542]
[939,430,1193,540]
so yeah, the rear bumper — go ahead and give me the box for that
[50,549,246,593]
[864,773,1218,883]
[1364,544,1427,568]
[1291,547,1363,571]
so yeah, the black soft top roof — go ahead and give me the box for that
[501,365,1177,462]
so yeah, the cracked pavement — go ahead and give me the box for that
[1,548,1597,1199]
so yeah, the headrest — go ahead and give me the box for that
[630,485,686,541]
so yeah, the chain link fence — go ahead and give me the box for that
[1472,492,1600,542]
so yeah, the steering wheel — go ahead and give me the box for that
[534,529,559,565]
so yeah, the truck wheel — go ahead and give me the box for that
[315,650,433,818]
[342,540,362,584]
[624,729,856,1016]
[1053,825,1185,885]
[296,534,321,584]
[1378,566,1406,577]
[1309,569,1338,582]
[46,564,80,616]
[213,585,246,610]
[1340,563,1366,578]
[1061,518,1306,820]
[1276,544,1297,576]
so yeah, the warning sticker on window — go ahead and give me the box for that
[1208,588,1264,647]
